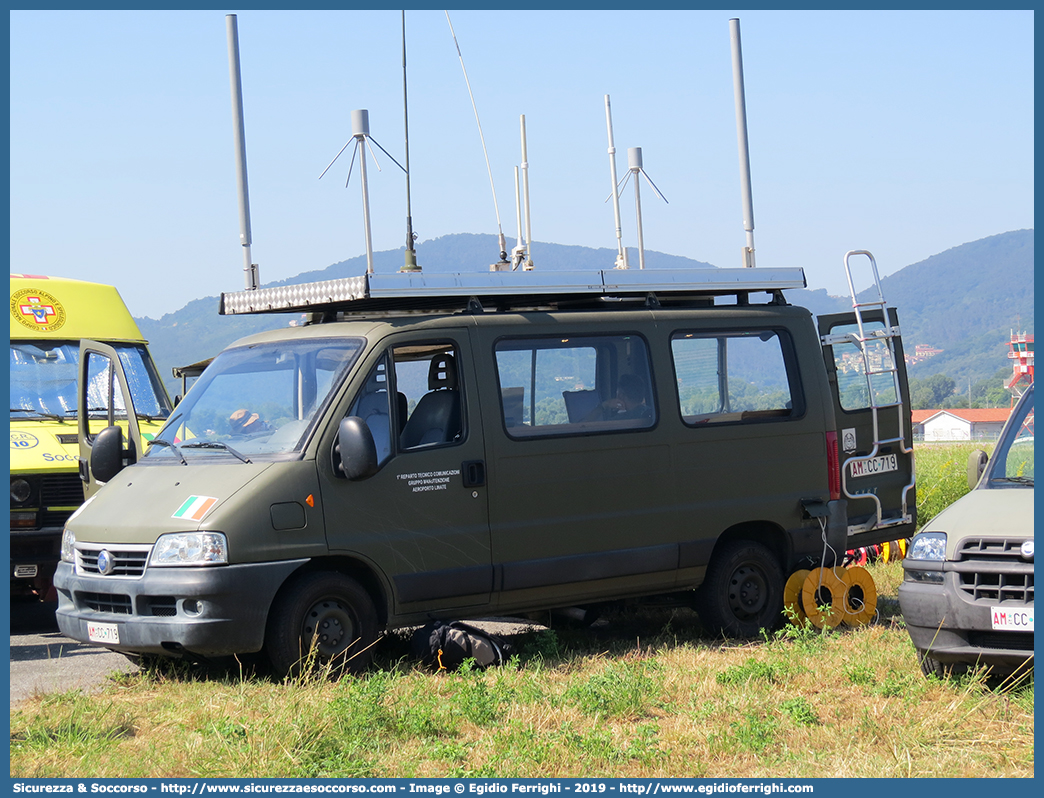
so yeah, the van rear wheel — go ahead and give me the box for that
[695,540,784,637]
[265,572,378,679]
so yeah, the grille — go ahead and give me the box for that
[41,474,85,507]
[40,509,75,529]
[78,592,132,614]
[75,545,152,578]
[956,537,1034,604]
[967,631,1035,652]
[148,597,178,617]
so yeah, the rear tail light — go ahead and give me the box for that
[826,431,841,501]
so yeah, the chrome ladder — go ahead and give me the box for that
[838,250,916,534]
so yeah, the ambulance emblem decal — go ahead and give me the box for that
[11,287,66,332]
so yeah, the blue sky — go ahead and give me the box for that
[9,9,1034,319]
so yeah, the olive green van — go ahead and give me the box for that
[54,265,915,675]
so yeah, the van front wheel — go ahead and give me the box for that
[265,572,378,679]
[695,540,783,637]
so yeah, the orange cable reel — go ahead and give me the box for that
[801,567,846,629]
[783,569,811,626]
[841,566,877,626]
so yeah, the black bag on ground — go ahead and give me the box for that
[410,620,511,670]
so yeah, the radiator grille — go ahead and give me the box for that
[78,591,132,614]
[75,545,151,578]
[956,537,1034,604]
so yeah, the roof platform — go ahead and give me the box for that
[218,267,807,316]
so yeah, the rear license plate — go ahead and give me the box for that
[87,622,120,644]
[991,607,1034,631]
[849,453,898,478]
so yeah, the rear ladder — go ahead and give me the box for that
[834,250,916,534]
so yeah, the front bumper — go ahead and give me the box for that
[54,558,308,658]
[898,569,1034,669]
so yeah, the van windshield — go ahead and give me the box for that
[988,386,1033,487]
[149,337,364,458]
[10,341,171,421]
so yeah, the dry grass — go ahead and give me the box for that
[9,562,1034,779]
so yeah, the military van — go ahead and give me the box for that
[10,274,172,601]
[54,260,915,675]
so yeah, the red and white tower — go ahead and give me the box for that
[1006,331,1034,400]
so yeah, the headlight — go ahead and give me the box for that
[907,531,947,561]
[61,527,76,563]
[11,478,32,504]
[151,532,228,566]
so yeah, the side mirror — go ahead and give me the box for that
[968,450,989,490]
[339,416,379,481]
[91,425,125,484]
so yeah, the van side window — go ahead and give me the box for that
[494,335,655,437]
[393,343,463,450]
[828,321,899,411]
[672,330,797,425]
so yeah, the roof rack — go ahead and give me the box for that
[218,267,806,316]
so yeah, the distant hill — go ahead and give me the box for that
[137,230,1033,398]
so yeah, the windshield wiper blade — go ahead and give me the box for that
[996,476,1034,485]
[10,407,73,420]
[147,438,188,465]
[181,441,252,464]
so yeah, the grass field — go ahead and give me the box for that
[10,442,1032,779]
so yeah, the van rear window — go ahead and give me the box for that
[671,330,797,425]
[494,335,655,437]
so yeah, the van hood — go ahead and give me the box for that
[9,418,80,473]
[66,460,274,546]
[920,487,1034,558]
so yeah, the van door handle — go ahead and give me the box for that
[462,460,485,488]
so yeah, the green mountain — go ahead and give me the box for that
[137,230,1033,399]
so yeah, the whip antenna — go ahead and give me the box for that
[604,95,629,270]
[226,14,259,290]
[730,18,756,268]
[445,11,509,269]
[401,11,420,272]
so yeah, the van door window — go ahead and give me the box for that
[672,330,798,425]
[347,355,393,465]
[494,335,655,437]
[392,343,464,450]
[827,321,899,411]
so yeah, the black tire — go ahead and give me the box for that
[918,651,967,679]
[264,572,378,679]
[695,540,784,637]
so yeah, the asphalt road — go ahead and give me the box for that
[10,600,137,707]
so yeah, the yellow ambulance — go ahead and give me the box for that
[10,274,172,601]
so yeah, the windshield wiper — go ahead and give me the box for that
[995,476,1033,485]
[135,412,169,422]
[147,438,188,465]
[11,407,69,420]
[181,441,252,464]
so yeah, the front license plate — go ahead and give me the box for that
[87,622,120,644]
[991,607,1034,631]
[849,453,898,478]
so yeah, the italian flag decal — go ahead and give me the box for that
[172,496,218,522]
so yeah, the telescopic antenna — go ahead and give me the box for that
[401,11,420,272]
[520,114,534,270]
[225,14,259,290]
[730,18,756,268]
[445,11,509,270]
[604,95,629,270]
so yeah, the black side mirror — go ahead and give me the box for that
[968,450,989,490]
[91,425,125,484]
[339,416,379,481]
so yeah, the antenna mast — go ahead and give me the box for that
[320,110,407,276]
[616,147,668,270]
[226,14,259,290]
[604,95,629,270]
[401,11,420,272]
[445,11,509,270]
[730,18,756,268]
